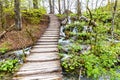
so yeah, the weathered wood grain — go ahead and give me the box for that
[26,52,59,62]
[13,14,62,80]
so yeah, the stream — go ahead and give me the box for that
[59,14,120,79]
[0,0,116,79]
[59,16,91,80]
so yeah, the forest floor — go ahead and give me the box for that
[0,15,49,52]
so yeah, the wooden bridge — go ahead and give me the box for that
[13,14,62,80]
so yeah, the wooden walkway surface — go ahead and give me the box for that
[13,14,62,80]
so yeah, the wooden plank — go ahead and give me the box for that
[48,27,59,28]
[45,30,59,34]
[35,42,58,45]
[31,48,58,52]
[44,33,59,35]
[15,67,61,77]
[45,30,59,32]
[45,31,59,33]
[47,27,59,29]
[33,45,58,48]
[13,72,62,80]
[14,61,61,76]
[38,39,58,42]
[40,36,59,39]
[26,53,59,62]
[46,29,59,31]
[42,35,59,37]
[43,33,59,35]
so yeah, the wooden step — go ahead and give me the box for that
[47,28,59,29]
[26,52,59,62]
[44,30,59,32]
[43,33,59,35]
[44,31,59,33]
[31,47,58,53]
[33,45,58,48]
[14,61,61,76]
[40,36,59,39]
[47,27,59,29]
[38,39,58,42]
[35,42,58,45]
[42,35,59,37]
[46,29,59,31]
[13,72,62,80]
[13,14,62,80]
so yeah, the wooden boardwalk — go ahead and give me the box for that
[13,14,62,80]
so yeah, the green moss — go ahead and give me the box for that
[22,8,46,24]
[4,8,15,18]
[0,42,12,54]
[56,14,67,20]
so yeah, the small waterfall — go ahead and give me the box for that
[60,26,66,37]
[68,16,72,24]
[83,26,93,32]
[73,27,78,34]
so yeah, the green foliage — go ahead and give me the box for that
[0,47,8,54]
[61,42,120,79]
[59,4,120,79]
[0,42,11,54]
[0,59,18,72]
[22,8,46,24]
[84,8,112,24]
[68,43,82,53]
[65,21,85,32]
[77,32,91,41]
[69,13,77,18]
[4,8,14,18]
[56,14,67,20]
[62,54,81,73]
[64,21,87,39]
[80,43,120,79]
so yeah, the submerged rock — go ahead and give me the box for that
[83,26,93,32]
[81,45,91,54]
[14,47,31,56]
[61,54,71,61]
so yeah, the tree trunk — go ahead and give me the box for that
[58,0,61,14]
[52,0,55,14]
[33,0,38,9]
[0,0,6,29]
[111,0,117,39]
[0,0,2,27]
[67,0,69,10]
[63,0,66,11]
[49,0,53,13]
[14,0,22,30]
[77,0,82,17]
